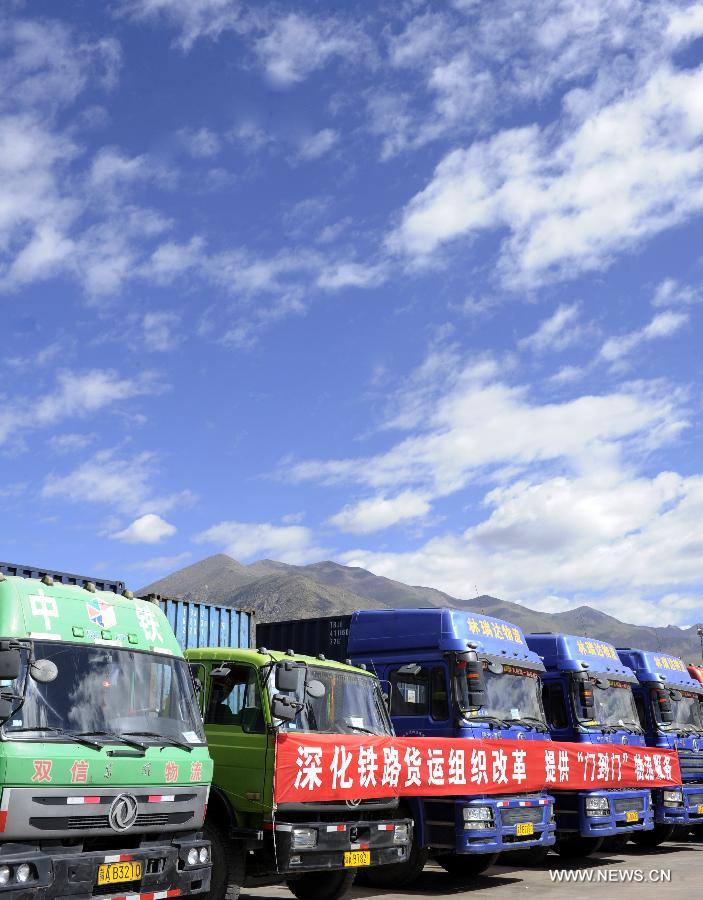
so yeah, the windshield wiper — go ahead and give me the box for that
[77,730,148,753]
[509,716,549,733]
[341,723,377,735]
[8,726,104,751]
[463,714,508,729]
[122,731,192,752]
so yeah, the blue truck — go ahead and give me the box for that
[258,609,557,886]
[616,647,703,845]
[525,633,654,855]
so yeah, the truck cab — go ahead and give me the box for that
[185,647,412,900]
[525,632,654,855]
[617,648,703,844]
[0,563,213,900]
[316,609,556,884]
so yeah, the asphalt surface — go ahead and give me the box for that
[243,835,703,900]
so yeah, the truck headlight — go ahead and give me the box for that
[187,849,199,866]
[0,867,10,886]
[584,796,610,816]
[291,827,318,849]
[199,847,209,864]
[663,790,684,806]
[393,823,409,843]
[16,864,33,884]
[463,806,493,829]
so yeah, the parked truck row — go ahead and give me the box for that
[0,559,699,900]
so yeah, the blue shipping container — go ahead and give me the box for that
[157,597,254,652]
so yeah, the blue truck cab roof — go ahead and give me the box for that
[525,633,637,682]
[616,648,703,693]
[347,608,545,670]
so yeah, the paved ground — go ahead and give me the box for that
[243,835,703,900]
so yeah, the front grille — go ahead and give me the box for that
[688,793,703,805]
[31,812,191,831]
[678,750,703,778]
[614,797,645,813]
[500,807,543,826]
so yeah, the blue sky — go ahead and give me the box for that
[2,0,703,626]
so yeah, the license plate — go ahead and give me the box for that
[516,822,534,836]
[344,850,370,867]
[698,804,703,815]
[625,811,638,823]
[97,862,142,886]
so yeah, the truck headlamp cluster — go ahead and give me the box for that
[663,790,684,806]
[186,845,210,866]
[462,806,493,829]
[584,796,610,816]
[0,863,35,886]
[291,827,318,850]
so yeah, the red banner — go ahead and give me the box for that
[274,734,681,804]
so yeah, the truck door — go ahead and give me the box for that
[204,662,267,813]
[389,664,449,738]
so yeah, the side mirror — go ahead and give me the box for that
[655,689,674,722]
[306,679,326,700]
[0,649,20,681]
[578,681,596,718]
[275,661,305,694]
[461,658,486,708]
[271,694,298,722]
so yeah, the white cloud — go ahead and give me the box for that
[42,449,195,517]
[389,64,703,286]
[600,311,689,363]
[519,303,583,353]
[298,128,339,161]
[115,0,249,51]
[143,311,181,351]
[316,262,386,290]
[0,369,162,447]
[178,127,221,158]
[667,4,703,44]
[329,492,430,534]
[128,551,191,573]
[652,277,700,307]
[255,14,366,87]
[195,520,325,563]
[111,513,177,544]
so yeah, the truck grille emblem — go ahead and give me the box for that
[345,798,361,808]
[109,793,139,832]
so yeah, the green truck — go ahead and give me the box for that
[185,645,412,900]
[0,563,213,899]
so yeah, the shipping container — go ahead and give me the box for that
[257,614,352,661]
[141,594,254,652]
[0,560,124,593]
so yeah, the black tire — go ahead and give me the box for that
[357,838,428,889]
[554,836,603,859]
[499,846,549,867]
[202,819,244,900]
[287,870,356,900]
[437,852,498,877]
[631,824,675,849]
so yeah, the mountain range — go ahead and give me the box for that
[139,554,703,661]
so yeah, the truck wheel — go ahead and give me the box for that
[499,846,549,866]
[357,840,429,888]
[554,836,603,858]
[202,819,244,900]
[287,870,355,900]
[437,852,498,878]
[631,825,675,849]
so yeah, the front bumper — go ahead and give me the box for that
[557,791,654,838]
[652,785,703,826]
[271,818,412,874]
[0,834,210,900]
[451,795,556,855]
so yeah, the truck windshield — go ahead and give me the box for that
[2,641,205,745]
[654,690,703,731]
[574,678,641,728]
[271,666,391,736]
[456,663,545,724]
